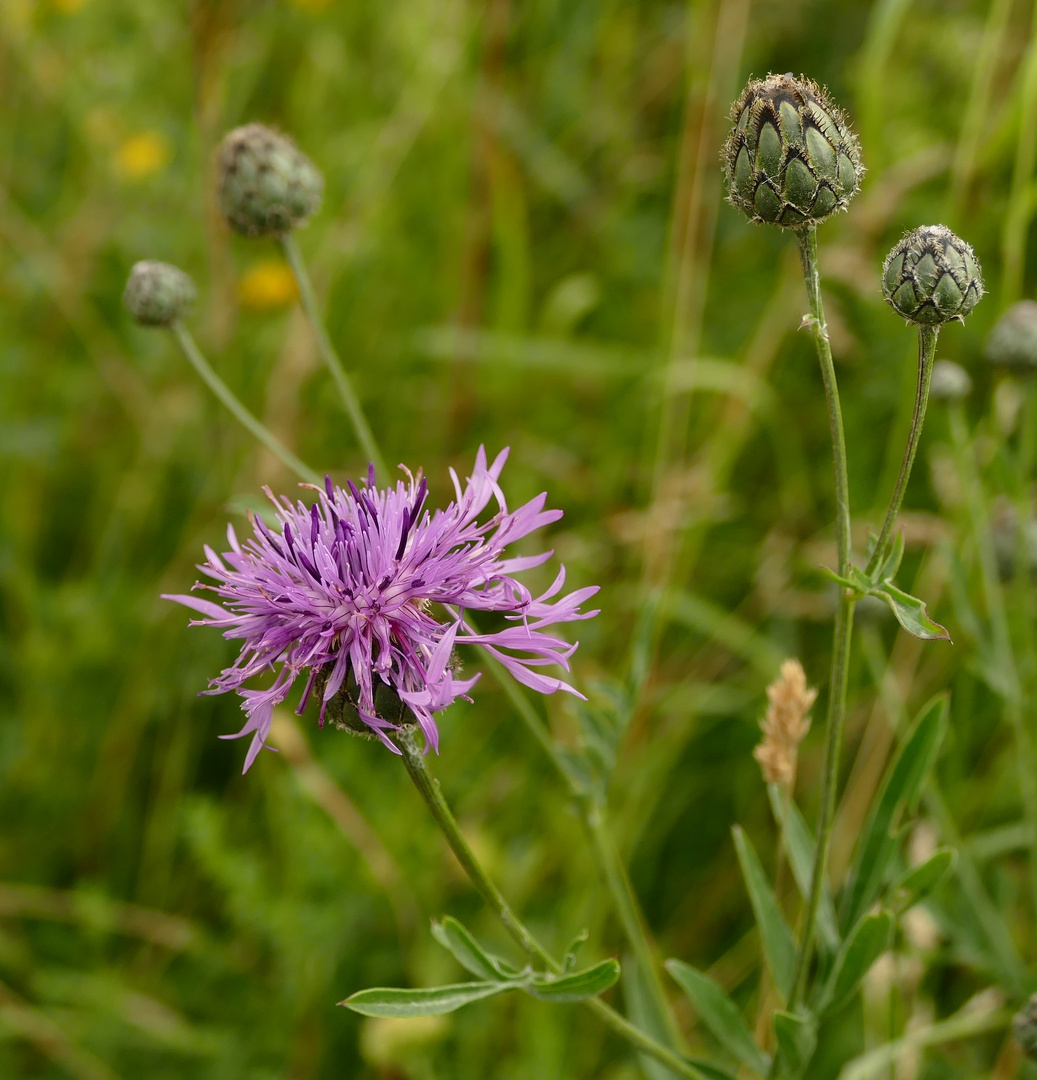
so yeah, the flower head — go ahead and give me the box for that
[753,659,817,787]
[164,448,598,771]
[723,73,862,228]
[882,225,983,325]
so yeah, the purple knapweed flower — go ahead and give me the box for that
[164,447,599,771]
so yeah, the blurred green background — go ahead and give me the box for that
[3,0,1037,1076]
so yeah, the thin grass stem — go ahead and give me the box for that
[170,322,321,485]
[395,728,705,1079]
[788,225,856,1012]
[280,234,388,478]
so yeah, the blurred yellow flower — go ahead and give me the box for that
[114,132,172,181]
[237,259,298,311]
[52,0,87,12]
[360,1014,450,1066]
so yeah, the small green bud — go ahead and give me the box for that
[984,301,1037,375]
[928,360,972,402]
[217,123,323,238]
[722,73,863,228]
[882,225,983,326]
[1014,994,1037,1059]
[123,260,196,327]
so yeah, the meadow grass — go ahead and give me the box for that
[2,0,1037,1077]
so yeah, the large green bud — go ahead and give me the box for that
[984,301,1037,374]
[123,260,196,327]
[723,73,862,228]
[882,225,983,326]
[217,123,323,238]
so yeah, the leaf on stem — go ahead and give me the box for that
[772,1010,817,1078]
[665,960,769,1075]
[841,695,948,931]
[767,786,840,951]
[891,848,956,914]
[340,981,511,1017]
[818,911,893,1016]
[870,581,951,642]
[524,958,620,1002]
[732,826,797,999]
[431,916,523,982]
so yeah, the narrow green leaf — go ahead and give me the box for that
[821,912,893,1015]
[685,1059,741,1080]
[525,958,620,1003]
[892,848,956,913]
[869,581,951,641]
[626,957,682,1080]
[767,786,840,951]
[340,980,509,1017]
[772,1010,817,1078]
[431,916,522,982]
[665,960,769,1075]
[842,695,948,931]
[878,530,906,582]
[732,826,797,999]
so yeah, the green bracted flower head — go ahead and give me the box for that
[123,260,196,327]
[882,225,983,326]
[723,73,863,228]
[217,123,323,238]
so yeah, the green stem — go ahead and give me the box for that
[469,624,684,1049]
[788,225,856,1012]
[169,322,321,485]
[280,234,388,479]
[396,728,705,1079]
[864,326,938,578]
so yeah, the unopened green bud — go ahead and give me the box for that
[123,260,196,327]
[984,301,1037,375]
[722,73,863,228]
[929,360,972,402]
[1014,994,1037,1059]
[882,225,983,326]
[217,123,323,238]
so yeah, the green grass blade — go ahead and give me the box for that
[665,960,769,1075]
[732,826,797,999]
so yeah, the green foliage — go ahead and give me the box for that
[3,0,1037,1076]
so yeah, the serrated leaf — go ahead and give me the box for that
[732,826,797,999]
[431,916,522,982]
[820,912,893,1015]
[340,980,510,1017]
[869,581,950,641]
[665,960,769,1075]
[767,786,840,951]
[892,848,956,913]
[772,1010,817,1078]
[842,696,948,931]
[525,958,620,1003]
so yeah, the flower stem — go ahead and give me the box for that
[864,326,939,578]
[470,637,684,1050]
[396,729,705,1079]
[280,233,388,479]
[788,225,856,1012]
[169,321,321,486]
